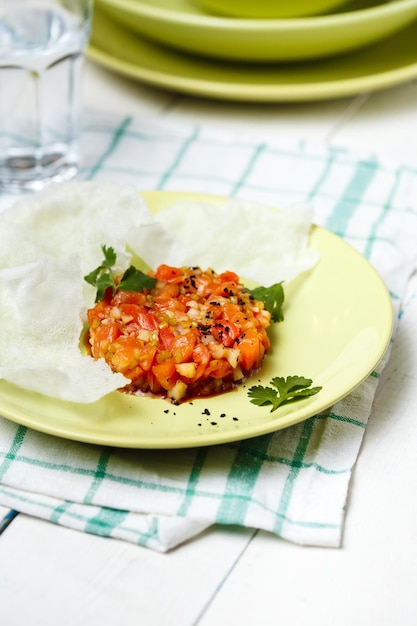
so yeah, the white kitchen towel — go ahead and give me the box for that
[0,112,417,551]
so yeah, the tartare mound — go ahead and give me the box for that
[87,264,272,402]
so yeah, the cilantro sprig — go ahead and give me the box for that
[248,376,322,413]
[84,245,156,302]
[247,282,285,323]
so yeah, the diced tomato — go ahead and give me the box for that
[155,264,183,282]
[205,358,233,380]
[214,281,239,298]
[90,322,120,357]
[237,329,263,372]
[211,320,240,348]
[192,343,211,379]
[137,343,157,371]
[87,300,109,325]
[136,308,159,331]
[154,282,180,300]
[159,326,175,350]
[106,335,141,372]
[260,328,271,351]
[218,271,239,284]
[171,330,198,363]
[152,357,177,390]
[124,367,145,383]
[86,264,272,402]
[118,303,141,321]
[112,290,147,306]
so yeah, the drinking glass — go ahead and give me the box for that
[0,0,93,192]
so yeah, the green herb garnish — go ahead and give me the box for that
[84,245,156,302]
[248,376,322,412]
[247,282,285,323]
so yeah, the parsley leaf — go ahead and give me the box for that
[84,245,157,302]
[247,282,285,323]
[248,375,322,412]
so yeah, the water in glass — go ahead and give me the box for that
[0,1,92,192]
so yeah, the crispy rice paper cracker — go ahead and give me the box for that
[0,182,185,402]
[0,183,317,403]
[0,255,128,402]
[155,199,319,285]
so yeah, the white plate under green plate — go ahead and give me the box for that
[0,191,393,449]
[88,6,417,102]
[95,0,417,61]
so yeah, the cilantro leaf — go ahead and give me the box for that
[247,385,283,412]
[119,266,157,292]
[94,272,115,303]
[84,245,117,301]
[248,375,322,412]
[247,282,285,323]
[84,245,156,302]
[84,245,115,286]
[101,245,117,268]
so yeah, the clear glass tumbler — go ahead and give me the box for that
[0,0,93,192]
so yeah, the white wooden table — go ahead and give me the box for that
[1,59,417,626]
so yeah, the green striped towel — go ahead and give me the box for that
[1,112,417,551]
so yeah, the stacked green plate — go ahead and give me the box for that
[88,0,417,101]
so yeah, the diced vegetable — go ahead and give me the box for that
[86,264,273,403]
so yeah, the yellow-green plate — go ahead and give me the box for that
[0,191,393,448]
[88,6,417,102]
[95,0,417,61]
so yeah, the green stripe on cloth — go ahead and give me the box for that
[274,419,315,535]
[307,151,337,201]
[222,434,352,475]
[215,435,272,525]
[156,126,200,190]
[176,448,209,516]
[0,485,135,541]
[0,425,27,481]
[85,506,129,538]
[363,165,402,260]
[322,412,367,429]
[85,116,132,181]
[50,500,72,524]
[325,157,379,235]
[230,142,266,197]
[136,517,160,548]
[84,450,113,505]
